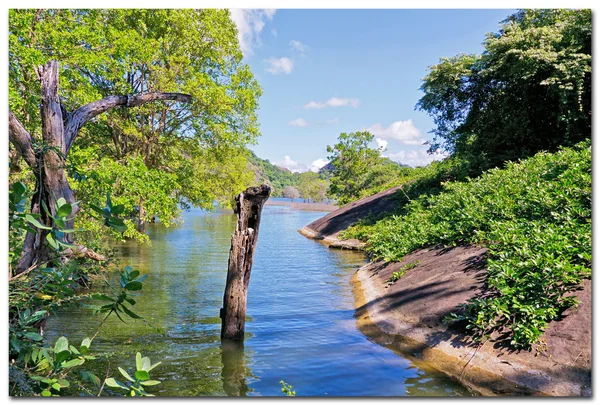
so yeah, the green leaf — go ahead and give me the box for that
[46,233,59,250]
[23,332,43,341]
[104,378,127,389]
[57,379,70,388]
[147,361,162,372]
[56,197,67,207]
[51,382,61,391]
[141,357,151,372]
[61,358,85,368]
[135,370,150,381]
[112,204,125,215]
[12,182,26,197]
[124,281,142,291]
[140,380,161,386]
[118,367,135,382]
[41,390,52,397]
[57,203,72,217]
[25,214,52,230]
[54,336,69,353]
[120,305,142,319]
[136,352,143,371]
[80,337,91,351]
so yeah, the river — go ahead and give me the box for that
[45,205,470,396]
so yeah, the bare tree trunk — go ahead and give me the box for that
[15,62,76,274]
[137,198,146,233]
[220,185,271,342]
[9,60,192,274]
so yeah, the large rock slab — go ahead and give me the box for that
[352,245,591,396]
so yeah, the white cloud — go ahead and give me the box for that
[303,97,360,109]
[365,119,425,145]
[310,159,328,172]
[386,149,449,167]
[289,40,309,55]
[288,118,309,127]
[288,118,339,127]
[265,57,294,74]
[230,9,276,57]
[273,155,309,173]
[375,138,388,154]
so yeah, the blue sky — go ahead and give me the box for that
[231,9,515,172]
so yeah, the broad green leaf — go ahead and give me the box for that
[104,378,127,389]
[25,215,52,230]
[135,370,150,381]
[54,336,69,353]
[140,380,161,386]
[23,332,43,341]
[118,367,135,382]
[61,358,85,368]
[57,203,72,218]
[124,281,142,291]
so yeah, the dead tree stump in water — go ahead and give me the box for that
[220,184,271,342]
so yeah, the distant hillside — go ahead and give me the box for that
[247,151,300,197]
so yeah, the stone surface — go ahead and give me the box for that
[352,245,591,396]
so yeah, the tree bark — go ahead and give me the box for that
[9,60,192,274]
[220,184,271,341]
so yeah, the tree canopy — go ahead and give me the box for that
[9,9,261,237]
[417,9,591,170]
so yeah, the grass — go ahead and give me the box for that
[345,143,591,348]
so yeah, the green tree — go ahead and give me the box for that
[417,9,591,171]
[326,131,382,205]
[297,171,328,202]
[9,9,260,273]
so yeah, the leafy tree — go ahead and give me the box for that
[417,9,591,170]
[326,131,384,204]
[297,171,328,202]
[9,9,261,273]
[282,186,300,201]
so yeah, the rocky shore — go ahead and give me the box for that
[298,186,592,396]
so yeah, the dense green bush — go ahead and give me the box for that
[348,143,591,347]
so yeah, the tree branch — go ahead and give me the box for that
[8,110,37,168]
[65,92,192,152]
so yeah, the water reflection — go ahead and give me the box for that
[221,341,251,396]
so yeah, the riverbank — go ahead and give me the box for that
[265,199,338,212]
[350,245,591,396]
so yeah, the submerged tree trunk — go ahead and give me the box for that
[9,60,192,275]
[137,198,146,233]
[220,184,271,341]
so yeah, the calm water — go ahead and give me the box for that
[46,205,470,396]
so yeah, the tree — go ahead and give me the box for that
[9,9,261,273]
[417,9,591,171]
[326,131,381,204]
[282,186,300,202]
[297,171,328,202]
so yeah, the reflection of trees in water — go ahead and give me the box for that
[221,341,255,396]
